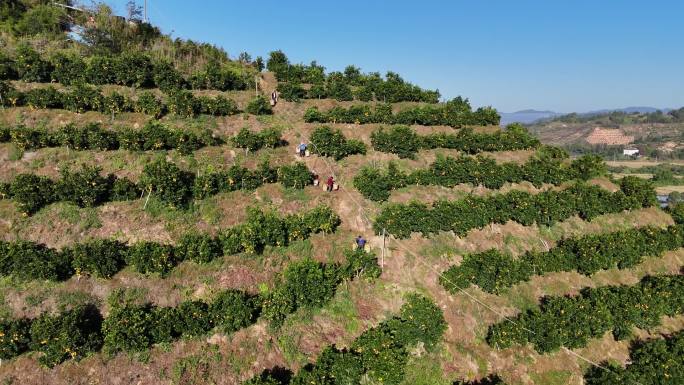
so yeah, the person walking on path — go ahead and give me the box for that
[355,235,367,250]
[298,141,307,157]
[326,176,335,192]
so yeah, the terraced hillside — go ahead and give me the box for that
[1,2,683,385]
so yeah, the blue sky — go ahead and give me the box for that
[105,0,684,113]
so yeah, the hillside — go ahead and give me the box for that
[527,109,684,159]
[0,2,683,385]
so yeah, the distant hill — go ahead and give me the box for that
[500,110,563,125]
[501,106,674,125]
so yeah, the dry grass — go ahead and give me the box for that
[0,90,682,385]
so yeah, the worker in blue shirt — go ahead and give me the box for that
[355,235,366,250]
[298,141,307,157]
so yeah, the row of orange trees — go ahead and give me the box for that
[487,274,684,353]
[373,177,656,238]
[0,159,313,214]
[0,205,339,280]
[0,248,379,367]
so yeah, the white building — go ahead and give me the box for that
[623,148,639,156]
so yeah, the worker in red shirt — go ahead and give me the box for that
[326,176,335,192]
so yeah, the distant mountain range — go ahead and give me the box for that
[500,107,673,125]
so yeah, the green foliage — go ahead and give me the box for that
[50,53,86,85]
[61,83,103,113]
[262,248,377,329]
[277,162,313,189]
[68,239,127,278]
[231,127,283,151]
[198,95,238,116]
[355,151,603,202]
[584,331,684,385]
[125,241,178,276]
[246,96,272,115]
[29,304,103,367]
[276,82,306,102]
[371,124,540,159]
[55,165,112,207]
[166,89,200,117]
[175,300,212,336]
[175,233,222,264]
[0,318,32,360]
[102,303,154,353]
[152,61,186,92]
[256,293,446,385]
[9,173,55,214]
[140,158,194,207]
[0,206,340,283]
[374,181,655,238]
[112,52,154,88]
[371,125,421,159]
[135,91,165,118]
[15,44,52,82]
[304,97,500,127]
[441,224,684,294]
[23,86,63,109]
[209,290,259,334]
[0,240,72,281]
[309,126,367,160]
[12,4,68,37]
[487,275,684,353]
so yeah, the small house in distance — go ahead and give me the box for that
[623,148,640,157]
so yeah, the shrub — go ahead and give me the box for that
[9,173,55,214]
[134,91,165,118]
[198,95,238,116]
[0,318,32,359]
[0,240,72,281]
[583,331,684,385]
[374,182,655,238]
[309,126,367,160]
[68,239,127,278]
[50,53,86,85]
[53,123,119,150]
[101,91,131,115]
[231,127,283,151]
[441,224,684,294]
[371,125,421,159]
[29,304,103,367]
[139,158,194,207]
[175,233,222,264]
[55,165,112,207]
[112,53,153,88]
[152,61,186,92]
[277,162,313,189]
[23,86,62,109]
[487,275,684,353]
[209,290,260,333]
[166,90,199,117]
[174,301,212,336]
[125,242,178,276]
[0,52,17,80]
[257,292,446,385]
[277,82,306,102]
[85,56,116,85]
[305,98,501,127]
[246,96,272,115]
[15,44,52,82]
[262,258,341,328]
[10,125,54,149]
[110,178,140,201]
[61,83,103,113]
[102,303,153,353]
